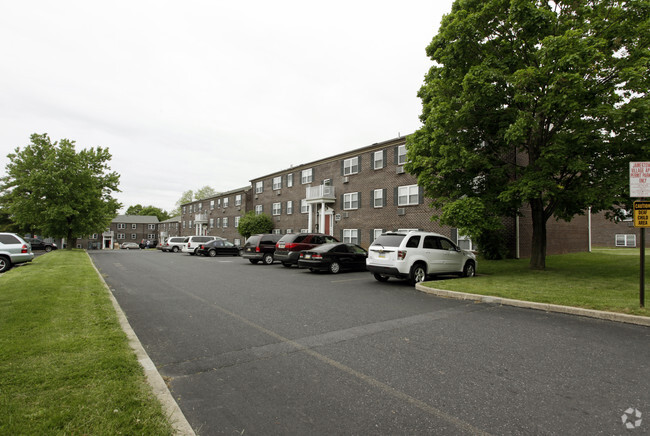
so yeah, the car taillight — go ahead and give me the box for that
[397,250,407,260]
[21,244,28,253]
[187,243,191,248]
[285,243,298,250]
[312,254,322,260]
[199,245,204,250]
[256,246,260,252]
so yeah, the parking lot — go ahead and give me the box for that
[90,249,650,435]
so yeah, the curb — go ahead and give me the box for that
[87,253,196,435]
[415,284,650,327]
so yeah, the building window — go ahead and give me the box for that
[301,168,313,184]
[398,185,419,206]
[397,145,407,165]
[255,181,264,194]
[255,205,263,215]
[198,203,203,211]
[234,238,241,246]
[147,234,156,240]
[223,217,228,228]
[343,157,359,176]
[343,192,359,210]
[189,220,193,228]
[215,218,220,228]
[286,228,293,234]
[210,200,215,210]
[117,233,125,240]
[235,216,241,227]
[373,229,384,241]
[286,200,293,215]
[616,234,636,247]
[287,173,294,187]
[300,229,309,233]
[373,189,384,208]
[235,194,242,206]
[223,197,229,208]
[273,229,281,235]
[182,221,186,229]
[217,198,221,208]
[272,202,281,216]
[209,218,214,228]
[182,206,186,214]
[301,199,308,214]
[131,224,137,229]
[131,233,137,240]
[273,176,282,190]
[117,223,125,229]
[148,224,156,230]
[373,151,384,170]
[91,234,98,239]
[343,229,359,244]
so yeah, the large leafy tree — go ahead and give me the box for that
[1,133,121,248]
[125,204,171,222]
[407,0,649,269]
[237,211,273,240]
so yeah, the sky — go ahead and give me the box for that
[1,0,454,214]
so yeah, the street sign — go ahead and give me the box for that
[634,201,650,228]
[630,162,650,197]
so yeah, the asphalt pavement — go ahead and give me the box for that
[89,249,650,435]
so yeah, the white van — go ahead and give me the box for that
[181,235,217,255]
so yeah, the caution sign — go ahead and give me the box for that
[634,201,650,228]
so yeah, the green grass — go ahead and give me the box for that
[422,248,650,317]
[0,250,174,435]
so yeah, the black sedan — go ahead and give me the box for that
[298,243,367,274]
[25,237,58,252]
[196,239,241,257]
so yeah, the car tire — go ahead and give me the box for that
[373,273,389,282]
[329,261,341,274]
[249,259,259,264]
[463,261,476,277]
[0,256,11,273]
[208,249,217,257]
[409,263,427,285]
[45,246,52,252]
[262,253,274,265]
[172,246,179,253]
[282,262,292,268]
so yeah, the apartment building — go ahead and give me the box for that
[158,216,181,241]
[77,215,160,249]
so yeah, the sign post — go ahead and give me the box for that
[630,162,650,308]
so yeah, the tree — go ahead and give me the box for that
[0,133,121,248]
[125,204,171,222]
[195,185,217,200]
[407,0,649,269]
[237,211,273,240]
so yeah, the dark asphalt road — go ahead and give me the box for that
[89,250,650,435]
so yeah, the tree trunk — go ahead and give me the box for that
[66,228,76,250]
[529,199,547,270]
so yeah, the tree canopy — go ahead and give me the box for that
[407,0,649,268]
[0,133,121,248]
[171,186,219,216]
[237,211,273,240]
[125,204,171,222]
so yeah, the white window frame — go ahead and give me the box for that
[148,224,156,230]
[131,233,137,240]
[286,228,293,234]
[223,197,229,208]
[301,199,308,214]
[615,234,636,247]
[209,218,214,228]
[255,181,264,194]
[398,185,419,206]
[235,216,241,228]
[117,223,126,229]
[343,192,359,210]
[286,200,293,215]
[272,202,281,216]
[301,168,313,184]
[343,157,359,176]
[373,229,384,241]
[343,229,359,244]
[235,194,242,206]
[131,223,137,229]
[117,233,125,240]
[255,205,263,215]
[373,189,384,208]
[147,234,156,240]
[287,173,294,187]
[273,229,282,235]
[210,200,215,210]
[273,176,282,190]
[373,151,384,170]
[222,217,228,228]
[397,145,407,165]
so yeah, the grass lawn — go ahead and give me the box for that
[422,248,650,317]
[0,250,174,435]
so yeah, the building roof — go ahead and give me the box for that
[112,215,160,224]
[160,216,181,223]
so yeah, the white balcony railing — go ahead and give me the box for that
[194,213,208,223]
[306,185,336,202]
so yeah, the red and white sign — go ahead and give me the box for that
[630,162,650,198]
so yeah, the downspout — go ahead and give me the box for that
[515,214,520,259]
[588,206,592,252]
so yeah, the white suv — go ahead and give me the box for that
[366,231,476,285]
[181,235,218,255]
[0,233,35,273]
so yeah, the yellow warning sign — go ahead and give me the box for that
[634,201,650,228]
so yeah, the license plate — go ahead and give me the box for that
[378,252,386,259]
[304,254,311,259]
[279,243,285,249]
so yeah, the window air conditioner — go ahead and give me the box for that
[397,208,406,216]
[396,166,405,174]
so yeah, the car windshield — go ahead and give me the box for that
[370,234,406,247]
[245,235,261,246]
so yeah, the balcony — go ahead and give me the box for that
[306,185,336,204]
[194,213,208,223]
[102,230,114,238]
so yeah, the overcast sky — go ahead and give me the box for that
[1,1,453,214]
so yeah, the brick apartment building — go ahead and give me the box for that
[77,215,159,249]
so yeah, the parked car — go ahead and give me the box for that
[181,235,218,255]
[160,236,186,252]
[0,233,34,273]
[274,233,339,267]
[242,233,283,265]
[196,239,241,257]
[298,243,367,274]
[366,231,477,285]
[139,239,157,249]
[24,237,57,252]
[121,242,140,249]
